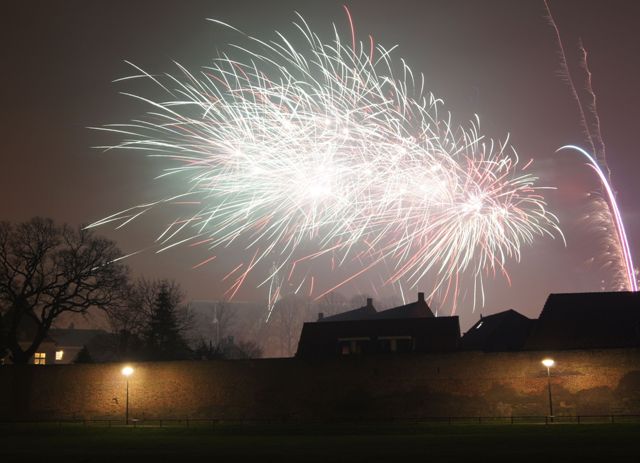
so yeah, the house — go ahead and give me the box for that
[9,313,61,365]
[460,309,535,352]
[15,336,59,366]
[7,313,110,365]
[525,291,640,350]
[47,328,110,364]
[296,293,460,357]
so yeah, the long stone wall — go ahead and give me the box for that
[1,349,640,421]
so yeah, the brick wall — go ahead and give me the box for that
[1,349,639,420]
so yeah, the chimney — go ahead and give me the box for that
[318,312,324,321]
[417,292,425,303]
[366,298,373,308]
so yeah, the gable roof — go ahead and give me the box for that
[319,298,377,322]
[373,292,434,319]
[48,328,109,348]
[319,293,435,322]
[525,291,640,350]
[461,309,534,351]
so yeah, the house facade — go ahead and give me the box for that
[296,293,460,357]
[298,290,640,358]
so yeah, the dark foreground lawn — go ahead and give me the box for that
[1,422,639,462]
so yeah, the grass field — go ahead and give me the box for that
[1,422,639,462]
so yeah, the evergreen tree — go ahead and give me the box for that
[74,345,93,363]
[145,281,191,360]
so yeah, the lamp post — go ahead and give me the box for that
[121,366,134,425]
[212,311,219,347]
[541,358,555,421]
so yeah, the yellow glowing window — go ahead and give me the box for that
[34,352,46,365]
[55,350,64,361]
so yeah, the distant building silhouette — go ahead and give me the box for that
[460,309,534,352]
[525,291,640,350]
[372,292,435,319]
[47,328,110,363]
[8,290,640,363]
[296,293,459,357]
[7,318,108,365]
[298,290,640,357]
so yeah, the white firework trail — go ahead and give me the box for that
[89,10,562,314]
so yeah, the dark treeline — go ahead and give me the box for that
[1,217,397,363]
[108,278,262,362]
[0,217,261,364]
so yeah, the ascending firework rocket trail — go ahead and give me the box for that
[90,9,562,316]
[545,0,637,292]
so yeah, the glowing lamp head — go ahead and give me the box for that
[121,366,134,377]
[541,358,555,368]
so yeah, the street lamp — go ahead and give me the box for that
[541,358,555,421]
[212,312,220,347]
[121,366,134,425]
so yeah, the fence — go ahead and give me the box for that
[2,414,640,429]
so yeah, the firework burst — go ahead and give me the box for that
[90,11,562,315]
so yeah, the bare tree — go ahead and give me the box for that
[271,294,310,357]
[0,218,129,364]
[317,291,348,318]
[194,336,263,360]
[234,340,263,359]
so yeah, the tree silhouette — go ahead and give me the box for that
[107,278,193,361]
[74,345,93,363]
[0,218,128,364]
[144,281,191,360]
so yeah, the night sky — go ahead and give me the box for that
[3,0,640,329]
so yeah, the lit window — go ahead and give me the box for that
[55,350,64,361]
[34,352,46,365]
